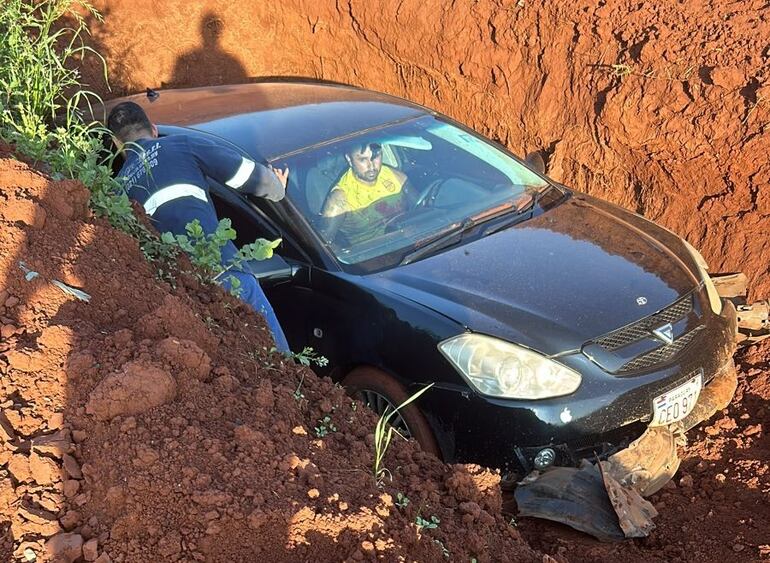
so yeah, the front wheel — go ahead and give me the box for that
[342,366,442,458]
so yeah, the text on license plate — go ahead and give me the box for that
[651,372,703,427]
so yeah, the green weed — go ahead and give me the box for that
[415,514,440,534]
[283,346,329,368]
[293,373,306,401]
[372,383,434,484]
[0,0,178,270]
[314,415,337,438]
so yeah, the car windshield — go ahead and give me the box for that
[277,115,551,271]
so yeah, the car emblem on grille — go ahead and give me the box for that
[636,296,648,306]
[652,323,674,345]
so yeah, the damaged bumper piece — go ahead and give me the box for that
[712,272,769,344]
[515,358,738,541]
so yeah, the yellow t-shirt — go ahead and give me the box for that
[331,165,406,245]
[333,165,404,211]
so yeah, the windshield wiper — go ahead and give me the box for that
[399,221,466,266]
[399,200,527,266]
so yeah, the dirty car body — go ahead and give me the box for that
[112,82,738,476]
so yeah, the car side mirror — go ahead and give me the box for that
[245,254,298,285]
[525,151,546,175]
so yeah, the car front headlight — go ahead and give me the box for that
[438,334,581,400]
[682,240,722,315]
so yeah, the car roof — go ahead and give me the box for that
[105,81,430,160]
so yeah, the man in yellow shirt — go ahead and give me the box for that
[320,142,410,245]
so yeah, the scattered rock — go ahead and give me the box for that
[45,533,83,563]
[59,510,81,532]
[0,411,17,442]
[82,538,99,561]
[71,430,87,444]
[63,480,80,499]
[85,361,176,420]
[1,323,17,339]
[32,429,73,459]
[8,454,33,483]
[744,424,762,436]
[62,454,82,479]
[156,337,211,380]
[19,504,59,526]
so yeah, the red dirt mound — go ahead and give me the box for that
[0,151,545,561]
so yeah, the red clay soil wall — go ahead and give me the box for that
[82,0,770,298]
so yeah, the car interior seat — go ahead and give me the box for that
[304,153,348,217]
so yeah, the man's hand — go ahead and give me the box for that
[269,165,290,190]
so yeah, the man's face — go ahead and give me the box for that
[347,145,382,184]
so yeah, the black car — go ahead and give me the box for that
[110,81,737,478]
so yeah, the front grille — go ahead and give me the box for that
[593,293,694,352]
[617,326,704,373]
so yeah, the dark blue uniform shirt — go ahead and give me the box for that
[117,134,283,242]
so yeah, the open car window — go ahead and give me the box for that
[276,115,552,273]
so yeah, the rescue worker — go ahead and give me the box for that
[107,101,290,352]
[320,142,411,245]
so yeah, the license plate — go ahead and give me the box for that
[650,372,702,427]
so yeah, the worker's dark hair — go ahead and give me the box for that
[107,101,153,142]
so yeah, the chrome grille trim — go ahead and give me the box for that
[593,293,694,352]
[617,326,704,373]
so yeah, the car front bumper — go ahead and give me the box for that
[420,301,738,475]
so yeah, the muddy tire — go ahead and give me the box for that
[342,366,442,458]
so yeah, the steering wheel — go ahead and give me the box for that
[413,178,444,208]
[382,178,445,233]
[382,209,413,232]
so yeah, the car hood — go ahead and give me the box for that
[370,194,700,355]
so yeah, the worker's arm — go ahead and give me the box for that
[188,136,286,201]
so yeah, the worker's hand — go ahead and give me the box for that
[269,165,290,190]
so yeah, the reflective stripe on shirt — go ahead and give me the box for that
[143,184,208,216]
[225,157,256,189]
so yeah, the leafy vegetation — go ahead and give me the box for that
[415,514,440,535]
[161,218,281,295]
[284,346,330,368]
[0,0,283,300]
[0,0,177,270]
[314,415,337,438]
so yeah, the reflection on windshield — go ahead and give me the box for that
[279,116,550,271]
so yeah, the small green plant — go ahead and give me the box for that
[395,492,410,509]
[373,383,434,484]
[314,415,337,438]
[161,218,281,296]
[415,514,440,534]
[293,373,306,401]
[433,538,450,559]
[283,346,329,368]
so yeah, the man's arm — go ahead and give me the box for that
[318,188,350,242]
[188,136,286,201]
